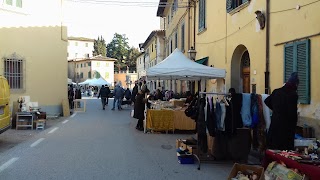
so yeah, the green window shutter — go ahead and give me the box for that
[226,0,233,13]
[296,39,310,104]
[16,0,22,8]
[181,24,185,51]
[284,43,294,83]
[242,0,249,4]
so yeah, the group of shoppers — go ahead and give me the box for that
[67,84,82,110]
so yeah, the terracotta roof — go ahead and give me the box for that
[68,36,95,42]
[141,30,165,48]
[68,55,117,62]
[156,0,167,17]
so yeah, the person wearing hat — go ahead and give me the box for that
[264,72,299,150]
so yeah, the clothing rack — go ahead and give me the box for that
[193,92,233,170]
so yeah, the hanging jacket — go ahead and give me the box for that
[241,93,252,127]
[197,97,208,153]
[251,93,259,128]
[215,101,222,130]
[261,94,271,131]
[206,97,216,136]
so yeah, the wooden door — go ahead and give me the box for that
[243,73,250,93]
[241,51,250,93]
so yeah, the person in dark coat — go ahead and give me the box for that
[75,86,82,108]
[154,89,163,101]
[98,85,109,110]
[124,88,132,101]
[68,85,74,109]
[133,89,150,131]
[131,82,138,104]
[105,86,111,105]
[264,72,299,150]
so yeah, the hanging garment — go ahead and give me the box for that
[250,93,259,128]
[197,97,208,153]
[206,97,216,136]
[241,93,252,127]
[215,101,222,130]
[220,103,226,131]
[257,94,266,152]
[231,93,243,128]
[261,94,271,131]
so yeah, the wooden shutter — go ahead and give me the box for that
[284,43,294,83]
[226,0,233,13]
[296,39,310,104]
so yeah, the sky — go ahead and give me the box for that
[63,0,162,48]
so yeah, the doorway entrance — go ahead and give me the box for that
[241,51,250,93]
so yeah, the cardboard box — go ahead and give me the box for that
[228,163,264,180]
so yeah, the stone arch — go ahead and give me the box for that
[230,45,251,93]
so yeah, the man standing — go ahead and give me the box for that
[264,72,299,150]
[112,84,124,110]
[98,85,108,110]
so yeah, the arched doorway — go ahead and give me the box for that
[231,45,251,93]
[241,51,250,93]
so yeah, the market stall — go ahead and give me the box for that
[145,48,226,133]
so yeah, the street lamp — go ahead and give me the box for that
[188,46,197,60]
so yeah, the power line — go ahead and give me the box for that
[271,0,320,14]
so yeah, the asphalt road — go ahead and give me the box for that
[0,98,232,180]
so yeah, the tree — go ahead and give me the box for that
[93,36,106,57]
[106,33,130,72]
[126,47,140,71]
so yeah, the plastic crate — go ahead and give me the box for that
[178,156,194,164]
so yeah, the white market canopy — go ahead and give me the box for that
[88,77,111,86]
[146,48,226,80]
[78,78,93,85]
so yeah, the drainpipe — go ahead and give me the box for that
[188,0,191,50]
[193,0,196,50]
[265,0,270,94]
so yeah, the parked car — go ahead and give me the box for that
[0,76,11,134]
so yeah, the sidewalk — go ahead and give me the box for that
[0,116,66,154]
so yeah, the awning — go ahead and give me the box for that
[195,57,208,65]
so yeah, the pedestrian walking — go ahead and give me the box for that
[68,85,74,109]
[125,88,132,101]
[105,85,111,105]
[112,84,124,110]
[75,86,82,108]
[98,85,109,110]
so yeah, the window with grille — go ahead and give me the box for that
[284,39,310,104]
[88,71,91,78]
[3,54,24,90]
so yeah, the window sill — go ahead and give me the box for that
[10,89,26,94]
[228,1,250,16]
[197,27,207,35]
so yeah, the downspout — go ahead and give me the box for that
[265,0,270,94]
[188,0,191,50]
[193,0,196,49]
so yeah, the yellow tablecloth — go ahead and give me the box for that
[146,109,174,132]
[146,109,196,132]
